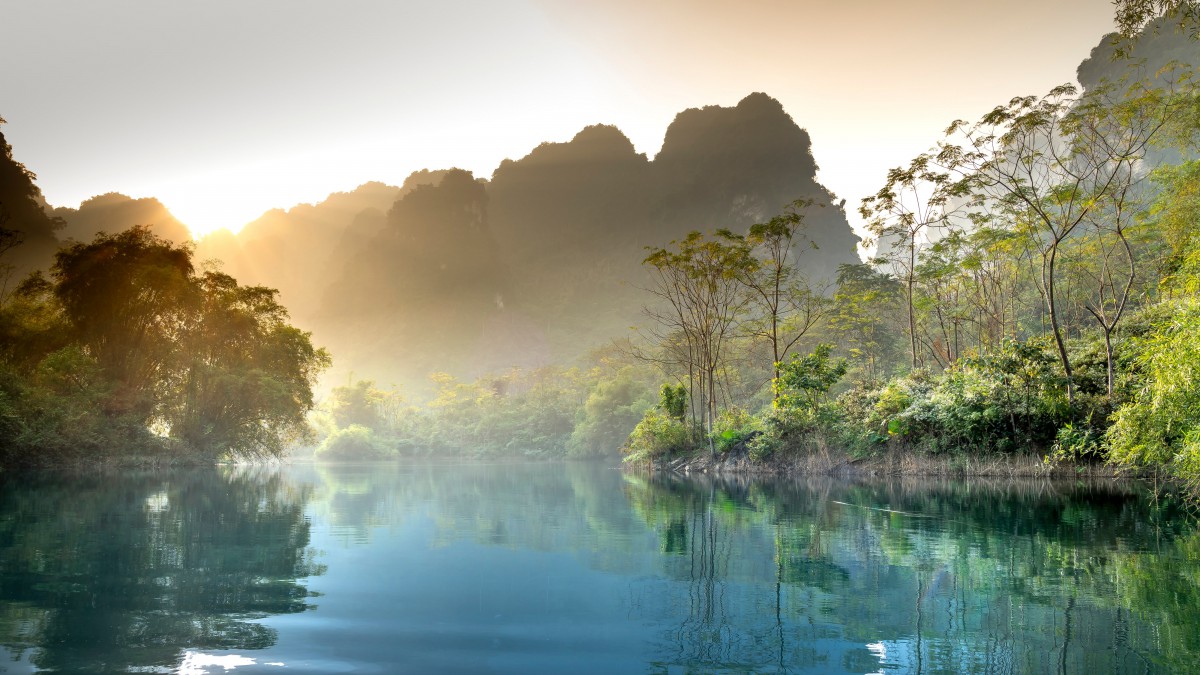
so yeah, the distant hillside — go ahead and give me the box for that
[51,193,190,245]
[194,176,438,322]
[310,93,862,392]
[4,94,865,394]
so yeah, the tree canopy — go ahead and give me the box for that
[0,226,328,465]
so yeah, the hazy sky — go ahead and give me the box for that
[2,0,1115,237]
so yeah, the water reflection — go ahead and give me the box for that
[1,463,1197,673]
[0,466,320,673]
[626,473,1200,673]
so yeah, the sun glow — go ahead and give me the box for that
[148,158,362,239]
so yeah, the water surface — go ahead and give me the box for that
[1,462,1197,673]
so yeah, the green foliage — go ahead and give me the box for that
[826,264,904,382]
[1149,160,1200,285]
[625,409,696,463]
[329,380,388,430]
[0,347,157,464]
[52,227,195,418]
[774,343,847,410]
[1108,297,1200,483]
[711,406,758,454]
[0,227,329,467]
[316,424,394,460]
[1050,422,1104,462]
[567,367,653,458]
[165,271,330,461]
[658,383,687,422]
[903,341,1068,453]
[832,341,1070,455]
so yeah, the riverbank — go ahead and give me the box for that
[645,446,1132,480]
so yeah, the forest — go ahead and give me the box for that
[2,4,1200,498]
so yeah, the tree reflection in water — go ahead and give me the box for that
[626,472,1200,674]
[0,466,321,673]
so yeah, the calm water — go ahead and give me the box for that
[1,463,1198,674]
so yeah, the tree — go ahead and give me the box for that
[774,343,847,411]
[52,226,195,417]
[862,155,962,368]
[1108,297,1200,487]
[826,263,905,383]
[329,380,388,431]
[734,200,829,395]
[1064,164,1150,397]
[642,231,752,457]
[0,117,62,274]
[38,227,330,461]
[166,271,330,460]
[934,74,1192,400]
[566,367,653,457]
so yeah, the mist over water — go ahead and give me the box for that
[2,464,1196,673]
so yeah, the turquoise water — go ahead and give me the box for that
[1,462,1197,673]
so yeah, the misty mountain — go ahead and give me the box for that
[1077,17,1200,93]
[51,193,191,245]
[315,170,539,381]
[1077,18,1200,169]
[309,93,862,391]
[194,173,446,321]
[651,92,857,281]
[5,94,865,394]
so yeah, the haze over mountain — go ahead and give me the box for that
[8,93,859,391]
[51,193,190,246]
[300,93,862,391]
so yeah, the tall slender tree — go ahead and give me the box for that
[642,232,752,457]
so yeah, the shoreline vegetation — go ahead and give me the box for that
[644,448,1132,480]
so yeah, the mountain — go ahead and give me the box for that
[308,93,862,391]
[5,94,864,394]
[650,92,857,281]
[51,193,190,245]
[1077,17,1200,93]
[194,174,445,322]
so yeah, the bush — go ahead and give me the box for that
[624,409,695,463]
[833,340,1069,455]
[1108,298,1200,484]
[316,424,394,460]
[1049,422,1104,462]
[712,406,758,454]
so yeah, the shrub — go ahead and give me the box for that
[1108,298,1200,485]
[712,406,758,454]
[316,424,394,460]
[904,354,1065,454]
[624,409,695,463]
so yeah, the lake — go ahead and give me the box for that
[0,462,1197,673]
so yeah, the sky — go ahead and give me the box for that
[1,0,1117,238]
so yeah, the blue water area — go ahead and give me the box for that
[0,462,1196,673]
